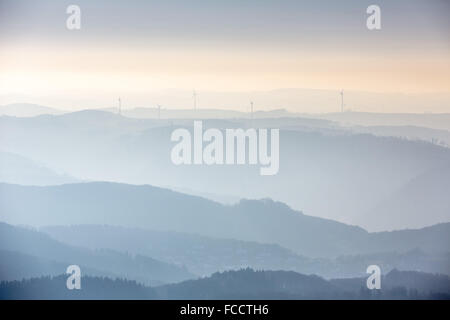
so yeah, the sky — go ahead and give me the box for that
[0,0,449,112]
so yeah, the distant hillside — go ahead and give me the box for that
[158,268,450,299]
[331,269,450,297]
[364,165,450,230]
[0,274,156,300]
[1,182,449,259]
[313,112,450,131]
[0,182,366,258]
[42,225,450,279]
[0,152,77,186]
[0,104,63,117]
[0,250,117,282]
[2,112,450,230]
[157,268,339,299]
[42,224,313,277]
[347,125,450,148]
[2,269,448,300]
[0,223,194,285]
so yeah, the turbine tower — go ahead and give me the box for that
[118,97,122,115]
[250,101,254,119]
[340,90,344,113]
[157,104,161,119]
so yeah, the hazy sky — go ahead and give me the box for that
[0,0,449,111]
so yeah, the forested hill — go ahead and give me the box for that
[2,269,449,300]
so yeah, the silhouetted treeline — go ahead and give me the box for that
[0,275,156,300]
[1,269,449,300]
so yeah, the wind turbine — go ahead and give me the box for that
[118,97,122,115]
[340,90,344,113]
